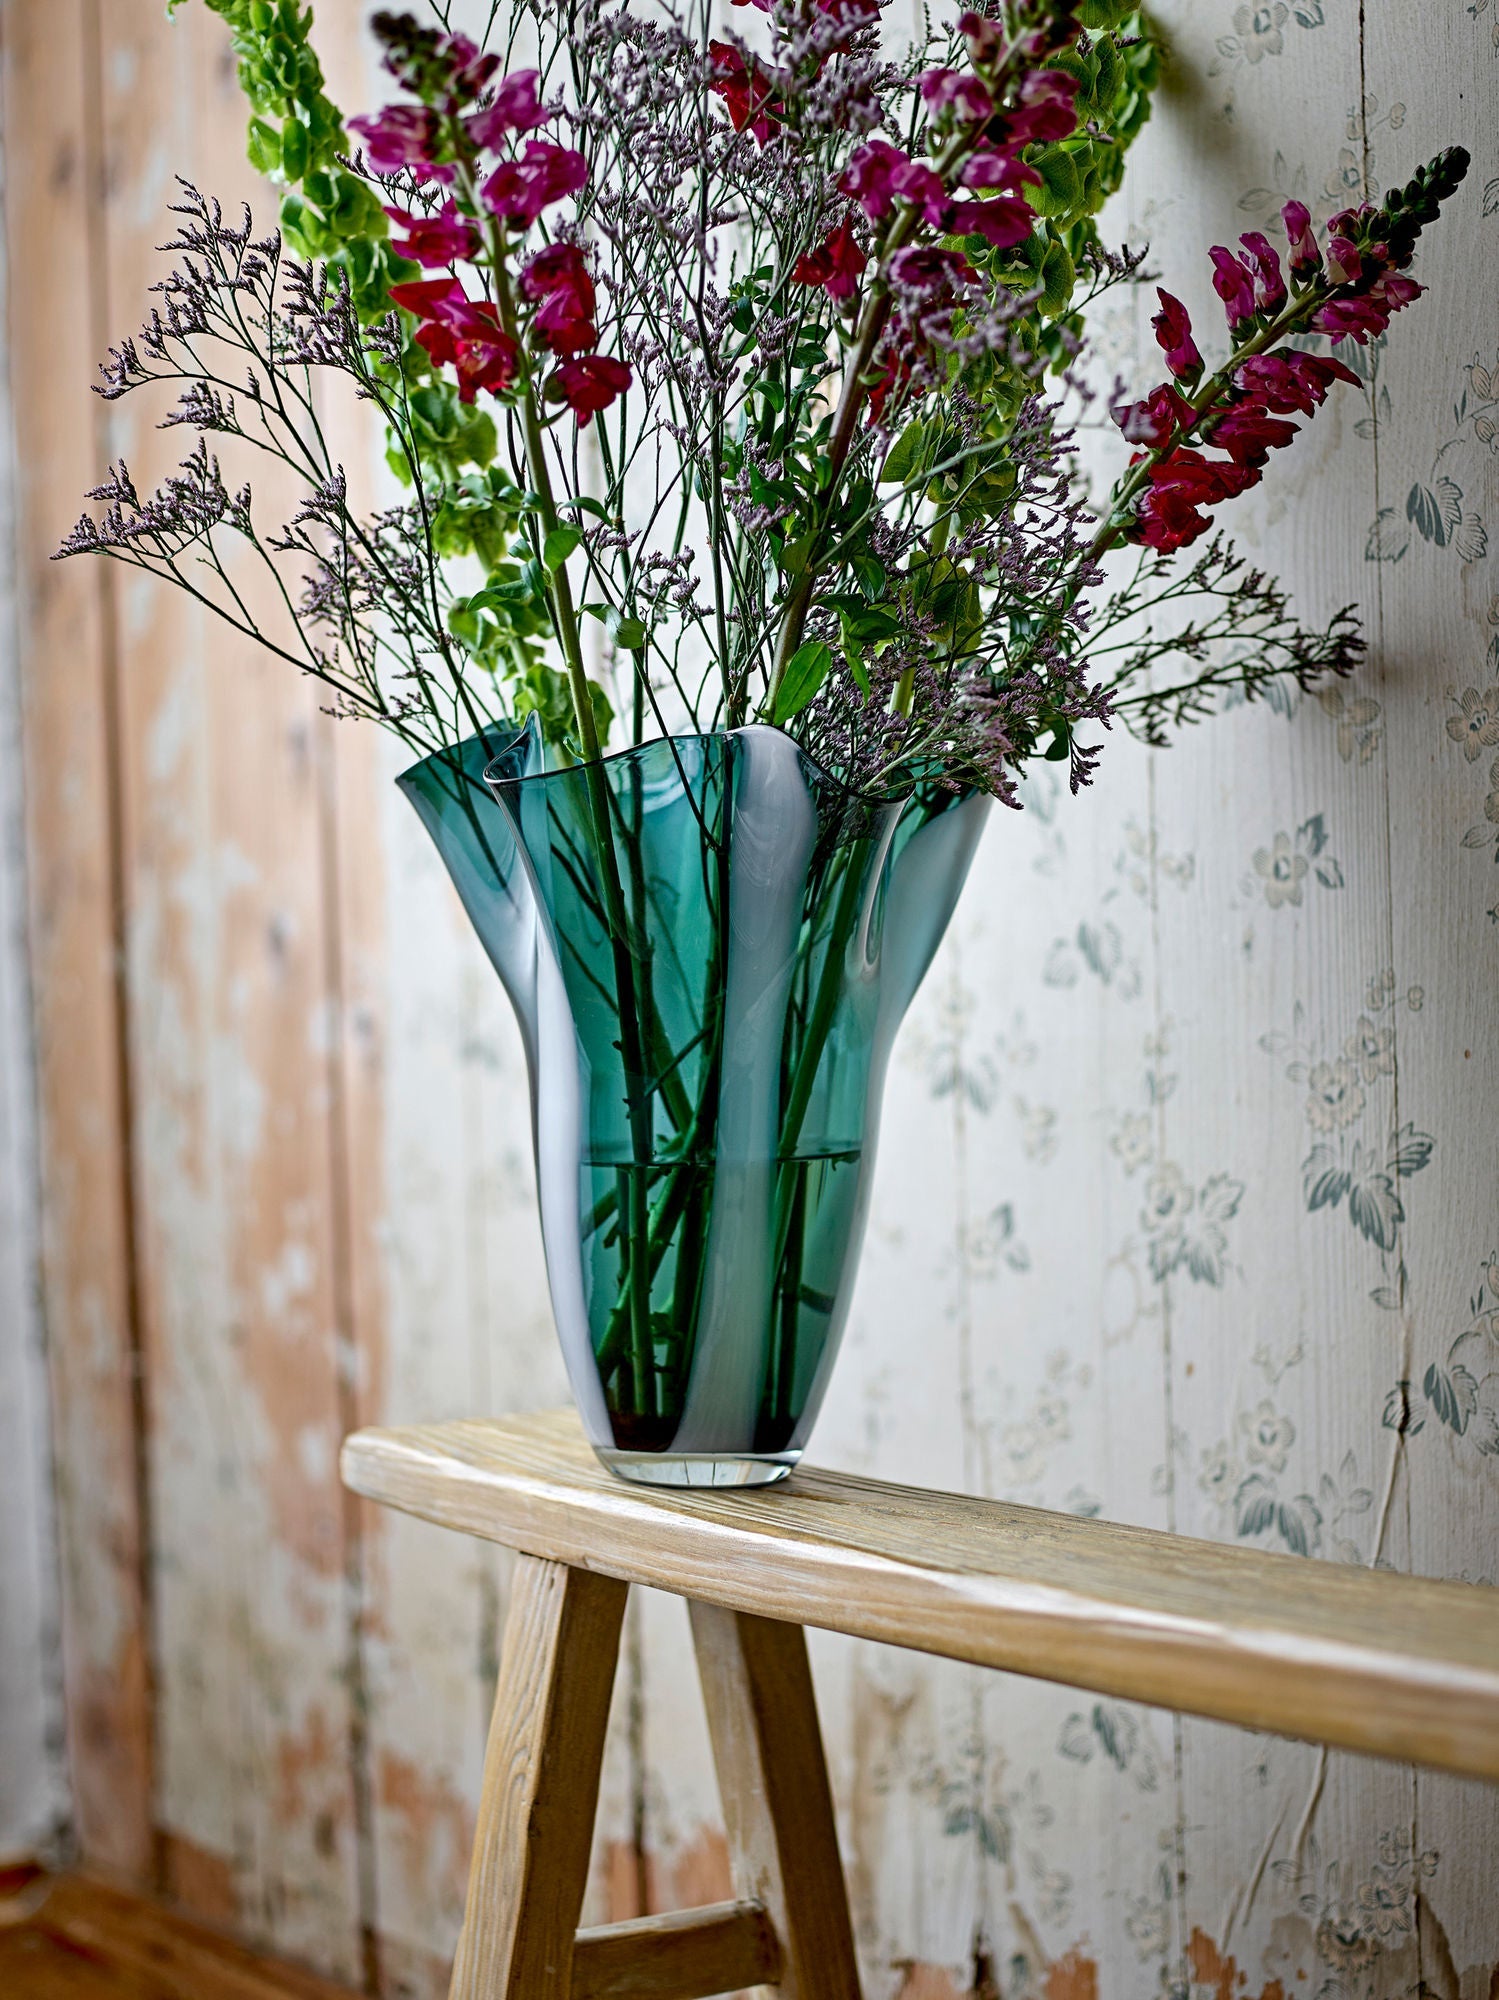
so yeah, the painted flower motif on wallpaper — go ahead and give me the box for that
[1447,663,1499,867]
[1260,987,1433,1300]
[1211,0,1324,78]
[1270,1830,1439,1996]
[1227,676,1384,763]
[1366,352,1492,566]
[1058,1700,1163,1791]
[1384,1251,1499,1464]
[1246,814,1345,907]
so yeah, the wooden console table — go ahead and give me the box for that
[341,1408,1499,2000]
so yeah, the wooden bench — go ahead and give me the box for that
[341,1407,1499,2000]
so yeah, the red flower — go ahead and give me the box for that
[555,353,631,426]
[1238,231,1287,313]
[1110,382,1194,447]
[1313,269,1421,344]
[866,346,919,427]
[918,67,995,123]
[947,196,1033,248]
[522,243,598,354]
[449,307,520,401]
[1207,401,1300,467]
[838,139,912,221]
[1151,290,1202,381]
[383,201,480,269]
[1132,448,1260,552]
[1233,350,1358,414]
[1208,245,1256,332]
[481,140,588,227]
[791,220,867,303]
[349,104,444,174]
[465,69,547,150]
[962,148,1040,195]
[1281,200,1321,277]
[1008,68,1079,146]
[389,279,519,400]
[707,42,783,146]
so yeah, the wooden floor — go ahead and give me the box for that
[0,1869,360,2000]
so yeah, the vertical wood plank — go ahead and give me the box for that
[450,1556,627,2000]
[690,1603,861,2000]
[2,0,155,1880]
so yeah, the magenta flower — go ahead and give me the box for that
[481,140,588,227]
[1234,350,1358,414]
[838,140,912,221]
[890,159,952,228]
[963,148,1040,194]
[349,104,443,174]
[389,279,519,401]
[1325,235,1362,284]
[1281,200,1321,277]
[1238,232,1287,313]
[791,219,868,303]
[1008,67,1079,146]
[919,68,995,123]
[1208,245,1257,332]
[555,353,631,426]
[1110,382,1194,447]
[1151,290,1203,381]
[465,69,547,149]
[1208,402,1300,467]
[886,244,977,294]
[948,196,1033,248]
[383,201,480,269]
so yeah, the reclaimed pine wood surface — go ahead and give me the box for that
[342,1410,1499,1782]
[8,0,1498,1993]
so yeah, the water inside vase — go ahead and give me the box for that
[578,1145,865,1453]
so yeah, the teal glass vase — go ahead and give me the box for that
[399,722,987,1486]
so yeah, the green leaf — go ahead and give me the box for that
[772,640,833,725]
[280,114,309,184]
[879,421,927,486]
[543,525,583,571]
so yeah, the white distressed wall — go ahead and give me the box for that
[0,96,67,1864]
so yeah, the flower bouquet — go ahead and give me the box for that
[60,0,1466,1482]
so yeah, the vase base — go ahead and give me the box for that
[594,1447,799,1489]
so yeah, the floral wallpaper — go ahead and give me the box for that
[595,4,1499,1996]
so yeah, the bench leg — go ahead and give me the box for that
[450,1555,628,2000]
[689,1604,862,2000]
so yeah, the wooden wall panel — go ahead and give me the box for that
[3,0,156,1881]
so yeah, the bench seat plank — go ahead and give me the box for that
[340,1409,1499,1782]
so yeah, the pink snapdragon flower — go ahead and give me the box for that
[1208,245,1257,333]
[918,67,994,124]
[383,201,480,269]
[838,139,912,221]
[349,104,445,174]
[1237,232,1287,313]
[1007,67,1079,146]
[1281,201,1321,277]
[1207,402,1300,467]
[390,279,519,401]
[481,140,588,227]
[1233,350,1358,414]
[707,41,784,146]
[962,148,1040,195]
[1109,382,1193,447]
[1151,290,1203,381]
[465,69,547,149]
